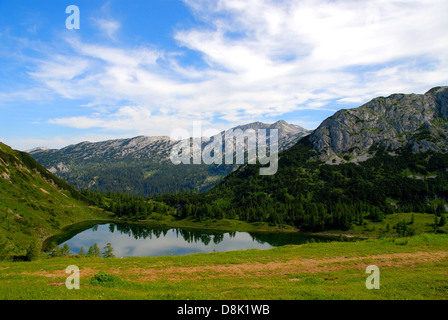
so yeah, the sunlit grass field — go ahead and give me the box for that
[1,234,447,300]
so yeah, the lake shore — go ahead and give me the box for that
[41,217,308,252]
[44,211,444,253]
[5,233,448,300]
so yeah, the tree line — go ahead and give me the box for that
[154,139,448,231]
[45,242,115,258]
[80,138,448,233]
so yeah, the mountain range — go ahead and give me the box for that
[29,120,310,196]
[2,85,448,256]
[28,86,448,197]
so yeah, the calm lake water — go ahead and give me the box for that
[48,222,333,258]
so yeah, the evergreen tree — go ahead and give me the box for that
[61,243,71,256]
[439,213,447,227]
[396,219,408,237]
[433,216,439,232]
[87,243,100,257]
[46,242,62,258]
[102,243,115,258]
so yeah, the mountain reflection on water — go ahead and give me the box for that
[52,222,333,258]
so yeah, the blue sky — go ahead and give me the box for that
[1,0,448,150]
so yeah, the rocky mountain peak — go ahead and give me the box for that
[29,120,308,171]
[231,120,310,138]
[309,86,448,163]
[26,147,50,153]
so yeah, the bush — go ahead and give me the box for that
[439,214,447,227]
[89,272,122,287]
[26,240,41,261]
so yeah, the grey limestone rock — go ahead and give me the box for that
[309,86,448,162]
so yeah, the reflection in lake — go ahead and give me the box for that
[53,223,332,258]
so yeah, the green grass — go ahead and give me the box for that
[318,212,448,238]
[1,142,447,300]
[136,216,300,233]
[0,142,112,257]
[1,234,447,300]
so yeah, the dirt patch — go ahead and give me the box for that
[127,250,448,282]
[21,251,448,283]
[310,232,372,239]
[23,267,96,279]
[1,172,10,181]
[47,282,66,286]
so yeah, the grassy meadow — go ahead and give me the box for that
[1,233,447,300]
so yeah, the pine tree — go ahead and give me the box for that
[439,213,447,227]
[102,243,115,258]
[61,243,71,256]
[396,219,408,237]
[359,211,364,225]
[87,243,100,257]
[433,216,439,232]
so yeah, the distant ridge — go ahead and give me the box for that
[29,121,309,196]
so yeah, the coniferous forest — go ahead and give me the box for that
[81,136,448,233]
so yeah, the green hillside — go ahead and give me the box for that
[0,143,112,260]
[156,137,448,234]
[150,88,448,232]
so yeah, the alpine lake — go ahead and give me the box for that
[43,221,339,258]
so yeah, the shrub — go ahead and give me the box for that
[439,214,447,227]
[26,240,41,261]
[89,272,122,287]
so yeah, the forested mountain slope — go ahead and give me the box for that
[159,87,448,231]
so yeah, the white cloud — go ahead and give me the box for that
[9,0,448,139]
[93,18,121,40]
[49,116,105,129]
[49,105,206,139]
[4,134,124,152]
